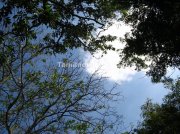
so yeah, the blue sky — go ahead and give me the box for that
[78,21,170,131]
[54,53,169,131]
[43,20,173,132]
[114,73,169,130]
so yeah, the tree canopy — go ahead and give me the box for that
[0,50,122,133]
[119,0,180,82]
[1,0,180,133]
[0,0,128,55]
[0,1,127,133]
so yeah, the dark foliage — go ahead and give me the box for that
[119,0,180,82]
[129,78,180,134]
[0,0,127,58]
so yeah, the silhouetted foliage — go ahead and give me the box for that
[130,78,180,134]
[0,0,128,55]
[0,0,129,84]
[119,0,180,82]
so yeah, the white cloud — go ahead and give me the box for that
[84,21,137,83]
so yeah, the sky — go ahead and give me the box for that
[0,2,178,133]
[45,20,171,132]
[80,21,170,131]
[84,21,135,83]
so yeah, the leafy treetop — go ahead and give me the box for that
[119,0,180,82]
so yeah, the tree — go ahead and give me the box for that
[0,0,129,85]
[0,1,127,133]
[119,0,180,82]
[0,0,128,55]
[130,78,180,134]
[0,51,122,133]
